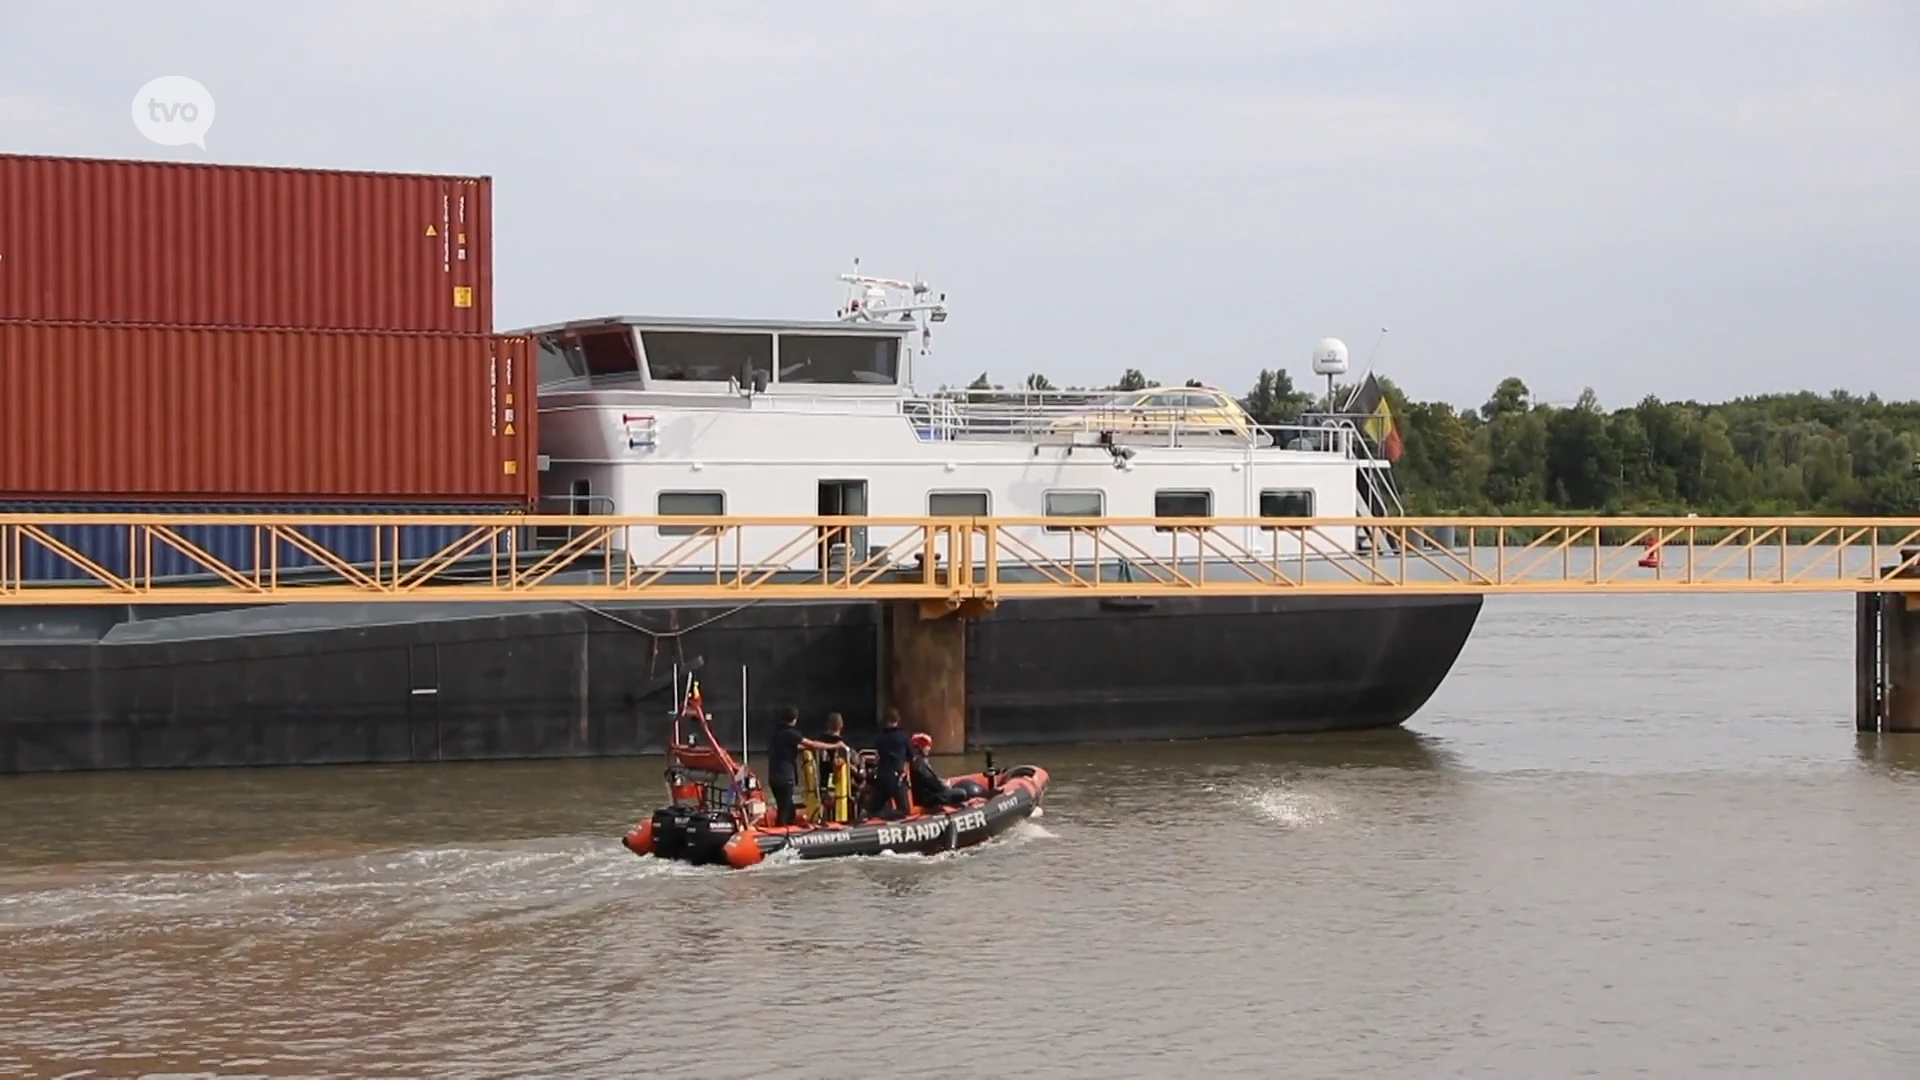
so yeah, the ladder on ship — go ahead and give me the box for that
[1315,415,1406,554]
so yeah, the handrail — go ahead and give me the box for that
[3,513,1920,603]
[3,511,1919,530]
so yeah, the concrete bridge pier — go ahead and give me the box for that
[884,599,991,753]
[1859,550,1920,734]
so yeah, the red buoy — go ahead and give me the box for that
[1637,537,1661,569]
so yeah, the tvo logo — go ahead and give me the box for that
[131,76,216,148]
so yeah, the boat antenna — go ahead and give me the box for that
[835,266,947,327]
[834,263,948,389]
[1358,326,1390,384]
[741,664,749,762]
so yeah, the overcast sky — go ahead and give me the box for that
[2,1,1915,410]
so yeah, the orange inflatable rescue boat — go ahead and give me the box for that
[622,682,1048,869]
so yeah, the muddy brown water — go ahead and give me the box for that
[5,592,1920,1077]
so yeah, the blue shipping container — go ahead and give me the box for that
[3,503,528,584]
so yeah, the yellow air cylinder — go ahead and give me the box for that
[800,750,822,822]
[830,754,852,823]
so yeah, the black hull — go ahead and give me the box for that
[966,592,1479,745]
[0,592,1481,774]
[775,774,1042,860]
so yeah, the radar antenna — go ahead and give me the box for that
[835,257,949,355]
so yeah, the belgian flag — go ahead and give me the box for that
[1347,373,1404,463]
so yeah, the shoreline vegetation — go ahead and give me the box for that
[957,368,1920,524]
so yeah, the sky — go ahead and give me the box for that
[1,0,1915,412]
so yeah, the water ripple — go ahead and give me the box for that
[7,594,1920,1076]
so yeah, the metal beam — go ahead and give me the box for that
[3,513,1920,604]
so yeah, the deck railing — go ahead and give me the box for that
[904,392,1377,456]
[3,514,1920,604]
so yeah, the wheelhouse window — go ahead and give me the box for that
[536,336,588,385]
[577,329,641,378]
[641,330,773,385]
[776,334,901,385]
[1153,489,1212,531]
[1043,490,1103,532]
[929,491,990,516]
[657,490,726,535]
[1259,488,1315,527]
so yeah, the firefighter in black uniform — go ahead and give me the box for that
[908,732,968,808]
[767,706,841,827]
[868,708,913,819]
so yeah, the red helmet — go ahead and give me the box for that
[909,732,934,751]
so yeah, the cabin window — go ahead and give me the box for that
[641,330,773,385]
[1153,489,1212,531]
[1259,488,1315,526]
[578,330,641,377]
[928,491,990,516]
[657,490,726,535]
[1043,490,1103,532]
[536,336,588,385]
[776,334,900,385]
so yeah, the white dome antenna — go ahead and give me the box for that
[1311,337,1349,411]
[1311,337,1349,376]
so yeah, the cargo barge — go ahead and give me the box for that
[0,155,1481,773]
[0,586,1476,771]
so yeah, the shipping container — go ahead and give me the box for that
[0,502,527,583]
[0,322,536,505]
[0,153,491,333]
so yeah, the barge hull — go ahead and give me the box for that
[966,592,1480,745]
[0,594,1480,774]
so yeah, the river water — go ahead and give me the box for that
[4,592,1919,1078]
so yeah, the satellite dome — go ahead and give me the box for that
[1311,337,1349,376]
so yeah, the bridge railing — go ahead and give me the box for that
[3,513,1920,603]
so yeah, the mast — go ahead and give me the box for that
[835,257,948,390]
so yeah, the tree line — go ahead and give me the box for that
[961,368,1920,515]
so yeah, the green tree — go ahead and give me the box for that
[1482,377,1531,421]
[1241,368,1312,426]
[1544,388,1620,508]
[1397,401,1477,511]
[1231,371,1920,516]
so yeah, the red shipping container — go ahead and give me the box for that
[0,321,536,506]
[0,153,491,333]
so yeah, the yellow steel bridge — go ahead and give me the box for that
[2,513,1920,606]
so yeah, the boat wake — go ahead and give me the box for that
[0,817,1063,938]
[1232,784,1342,828]
[0,836,647,935]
